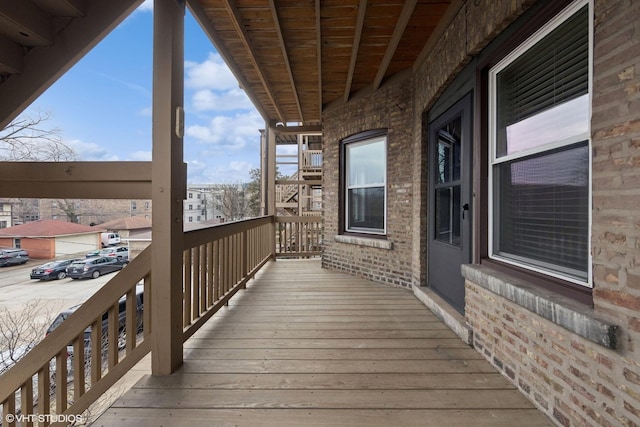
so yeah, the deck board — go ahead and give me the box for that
[95,259,552,426]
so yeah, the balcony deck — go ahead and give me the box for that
[95,259,552,426]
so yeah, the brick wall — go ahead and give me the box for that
[322,78,415,288]
[322,0,640,425]
[465,1,640,426]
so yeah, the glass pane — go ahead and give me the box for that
[436,117,462,184]
[347,187,385,232]
[494,142,589,279]
[347,138,385,186]
[502,94,589,156]
[435,185,461,246]
[495,6,588,157]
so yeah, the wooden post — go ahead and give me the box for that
[266,126,277,258]
[151,0,185,375]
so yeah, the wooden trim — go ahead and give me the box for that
[183,216,273,248]
[221,0,285,122]
[373,0,417,90]
[0,161,152,199]
[187,1,270,121]
[344,0,367,103]
[269,0,303,121]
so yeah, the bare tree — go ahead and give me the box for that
[0,111,75,161]
[219,184,251,221]
[1,112,79,225]
[0,300,55,373]
[55,199,81,223]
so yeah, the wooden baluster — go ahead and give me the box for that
[144,276,152,338]
[200,243,207,314]
[91,319,102,384]
[107,303,118,369]
[3,393,16,427]
[207,242,214,307]
[20,378,34,427]
[38,364,51,426]
[73,337,86,400]
[55,350,67,414]
[192,245,200,319]
[126,288,136,352]
[213,239,220,302]
[183,249,191,328]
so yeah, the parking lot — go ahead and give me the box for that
[0,257,117,322]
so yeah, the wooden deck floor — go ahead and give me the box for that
[95,259,552,426]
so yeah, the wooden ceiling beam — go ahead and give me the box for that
[221,0,286,123]
[187,0,270,122]
[0,0,142,130]
[315,0,322,117]
[0,0,54,46]
[268,0,303,123]
[372,0,417,90]
[344,0,367,103]
[0,35,23,74]
[59,0,86,16]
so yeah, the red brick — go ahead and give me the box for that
[594,289,640,311]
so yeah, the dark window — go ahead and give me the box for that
[489,2,590,285]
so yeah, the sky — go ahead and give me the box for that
[21,0,264,184]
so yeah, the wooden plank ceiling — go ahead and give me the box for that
[0,0,453,129]
[190,0,453,126]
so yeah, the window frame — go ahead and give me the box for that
[487,0,592,288]
[340,129,388,237]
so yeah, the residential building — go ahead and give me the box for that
[0,200,12,228]
[0,219,103,258]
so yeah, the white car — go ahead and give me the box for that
[86,246,129,260]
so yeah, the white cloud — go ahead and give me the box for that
[139,106,152,117]
[128,150,152,161]
[191,88,253,112]
[185,53,238,91]
[65,139,120,161]
[187,159,255,184]
[185,111,263,150]
[137,0,153,12]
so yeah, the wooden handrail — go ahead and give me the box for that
[0,215,322,422]
[0,246,153,420]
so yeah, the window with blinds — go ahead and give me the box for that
[489,1,591,285]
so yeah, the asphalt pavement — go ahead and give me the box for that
[0,258,117,321]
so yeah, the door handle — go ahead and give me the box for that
[462,203,470,220]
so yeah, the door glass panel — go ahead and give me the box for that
[436,117,462,184]
[435,186,461,246]
[434,115,462,247]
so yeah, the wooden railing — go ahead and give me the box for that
[0,217,274,427]
[275,216,322,258]
[181,216,273,340]
[0,215,320,424]
[0,246,153,426]
[302,150,322,170]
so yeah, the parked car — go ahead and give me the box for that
[66,256,127,279]
[101,232,121,247]
[46,285,144,353]
[0,248,29,267]
[30,259,79,280]
[86,246,129,259]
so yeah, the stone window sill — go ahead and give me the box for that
[335,235,393,250]
[461,264,618,350]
